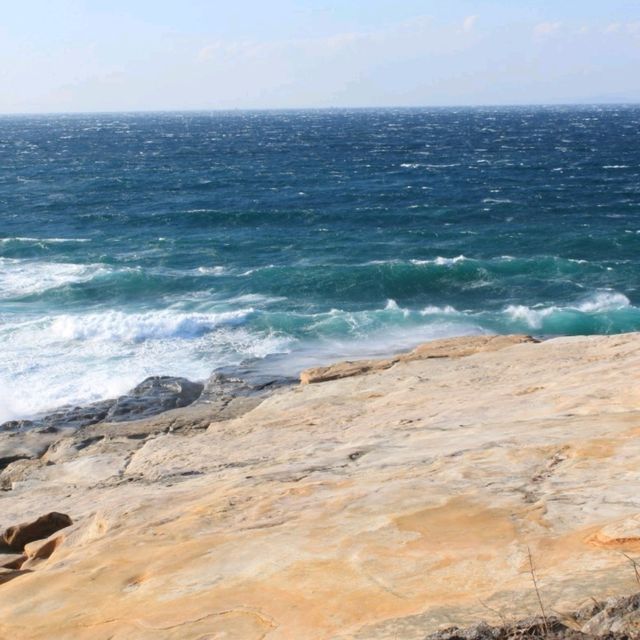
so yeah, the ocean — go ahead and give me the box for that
[1,106,639,421]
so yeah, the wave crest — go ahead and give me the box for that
[0,258,109,299]
[50,309,254,342]
[504,291,635,330]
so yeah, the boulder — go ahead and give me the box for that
[105,376,203,422]
[2,512,72,552]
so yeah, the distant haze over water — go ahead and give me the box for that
[1,106,639,420]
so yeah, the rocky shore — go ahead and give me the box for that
[1,333,640,639]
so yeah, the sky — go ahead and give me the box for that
[1,0,640,113]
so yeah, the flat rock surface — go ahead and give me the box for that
[0,333,639,639]
[299,334,537,383]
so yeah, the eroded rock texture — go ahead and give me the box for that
[0,334,639,640]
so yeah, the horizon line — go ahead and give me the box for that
[1,101,640,117]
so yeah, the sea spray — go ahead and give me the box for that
[1,107,639,419]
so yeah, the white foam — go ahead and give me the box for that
[421,305,459,315]
[0,258,109,298]
[227,293,287,305]
[195,266,226,276]
[574,291,630,313]
[505,304,555,329]
[384,299,410,317]
[0,237,90,244]
[410,255,468,266]
[239,264,275,276]
[505,291,632,328]
[433,255,467,266]
[49,309,254,342]
[0,309,292,422]
[425,163,461,168]
[385,299,400,310]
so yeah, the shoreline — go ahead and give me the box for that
[2,332,640,638]
[2,330,550,428]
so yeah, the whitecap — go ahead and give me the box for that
[239,264,276,276]
[433,255,468,266]
[504,291,631,328]
[385,299,400,310]
[425,163,461,168]
[196,266,226,276]
[0,258,109,298]
[420,305,459,315]
[574,291,630,313]
[410,255,468,266]
[49,309,254,342]
[0,236,90,244]
[227,293,287,305]
[505,304,556,329]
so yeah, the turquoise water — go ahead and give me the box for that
[1,107,639,420]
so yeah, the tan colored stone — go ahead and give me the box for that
[587,515,640,550]
[2,512,72,552]
[300,334,537,383]
[0,334,638,639]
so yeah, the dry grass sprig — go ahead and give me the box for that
[621,552,640,587]
[527,546,549,638]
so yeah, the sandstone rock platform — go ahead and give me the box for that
[0,333,639,639]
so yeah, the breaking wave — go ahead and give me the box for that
[50,308,255,342]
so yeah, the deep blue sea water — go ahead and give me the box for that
[1,107,639,420]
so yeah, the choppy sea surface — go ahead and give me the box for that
[1,107,639,421]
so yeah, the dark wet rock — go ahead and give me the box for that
[0,400,113,434]
[2,512,72,552]
[0,372,291,439]
[0,372,288,490]
[0,377,204,435]
[42,400,114,430]
[198,371,295,404]
[198,373,259,403]
[105,376,203,422]
[1,420,36,433]
[59,373,285,446]
[1,422,18,433]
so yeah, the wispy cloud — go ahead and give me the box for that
[196,15,452,66]
[602,21,640,36]
[533,22,562,38]
[626,21,640,35]
[198,41,265,62]
[462,15,478,33]
[604,22,622,34]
